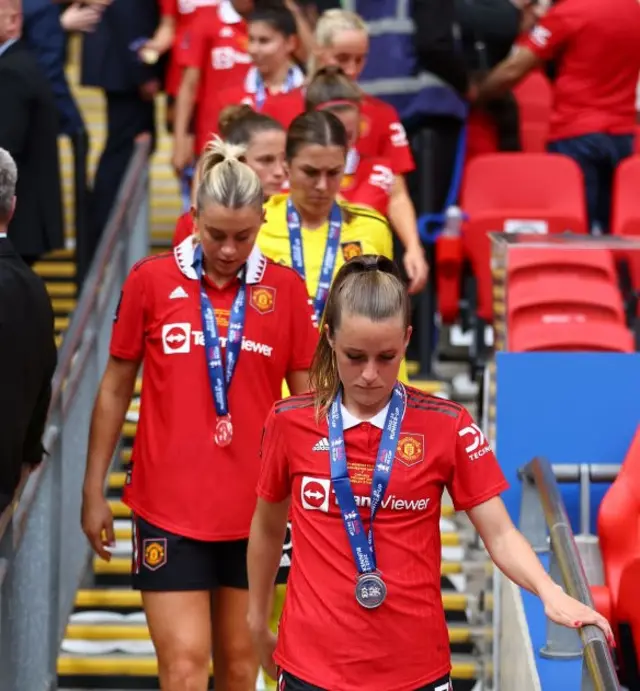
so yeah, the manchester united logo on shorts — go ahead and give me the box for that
[250,286,276,315]
[396,434,425,467]
[341,242,363,262]
[143,539,167,571]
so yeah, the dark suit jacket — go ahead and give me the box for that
[81,0,161,93]
[23,0,85,136]
[0,237,57,515]
[0,41,64,258]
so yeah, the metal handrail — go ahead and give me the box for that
[524,456,620,690]
[0,134,152,551]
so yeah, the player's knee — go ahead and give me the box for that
[218,647,257,690]
[158,650,210,691]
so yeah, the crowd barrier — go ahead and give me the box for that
[0,136,151,691]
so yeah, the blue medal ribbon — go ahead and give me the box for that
[193,244,247,418]
[286,198,342,324]
[327,383,406,575]
[254,67,298,112]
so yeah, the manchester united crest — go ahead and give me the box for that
[341,241,363,262]
[396,434,425,467]
[250,286,276,315]
[143,539,167,571]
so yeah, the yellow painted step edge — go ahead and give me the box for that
[64,623,489,644]
[57,656,481,678]
[74,588,490,611]
[94,556,467,576]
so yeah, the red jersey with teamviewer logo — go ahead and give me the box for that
[518,0,640,141]
[178,0,251,153]
[111,239,318,540]
[262,88,415,175]
[159,0,218,96]
[340,155,394,216]
[258,389,508,690]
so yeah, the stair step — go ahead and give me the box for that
[57,653,483,679]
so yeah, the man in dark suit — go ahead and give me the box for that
[0,0,64,264]
[81,0,161,261]
[0,147,57,515]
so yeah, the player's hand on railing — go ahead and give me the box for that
[542,582,616,647]
[81,493,115,562]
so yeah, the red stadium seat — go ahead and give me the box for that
[508,319,634,352]
[461,153,588,321]
[507,247,616,284]
[611,156,640,295]
[596,426,640,679]
[507,275,626,326]
[513,71,552,153]
[435,235,463,324]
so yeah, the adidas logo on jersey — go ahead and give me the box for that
[312,437,329,452]
[169,286,189,300]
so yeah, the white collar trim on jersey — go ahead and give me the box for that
[243,65,305,95]
[341,401,390,430]
[218,0,242,24]
[173,236,267,285]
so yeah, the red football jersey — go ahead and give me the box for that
[198,65,305,150]
[518,0,640,141]
[172,211,193,247]
[262,89,415,175]
[258,389,508,690]
[178,0,251,153]
[159,0,218,96]
[111,239,318,541]
[340,155,394,216]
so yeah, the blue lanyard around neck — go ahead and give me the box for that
[193,244,247,417]
[286,198,342,324]
[327,383,406,574]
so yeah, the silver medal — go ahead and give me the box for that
[355,572,387,609]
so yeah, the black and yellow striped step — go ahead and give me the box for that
[57,653,485,680]
[74,587,492,612]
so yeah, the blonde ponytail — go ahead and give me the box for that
[195,136,263,214]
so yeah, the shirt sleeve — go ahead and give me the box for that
[110,265,147,362]
[446,408,509,512]
[159,0,178,17]
[378,106,416,175]
[517,4,574,61]
[179,13,210,69]
[287,272,319,372]
[257,405,291,503]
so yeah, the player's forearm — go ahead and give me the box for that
[174,70,199,141]
[247,505,288,632]
[83,386,133,497]
[484,524,557,599]
[388,178,421,252]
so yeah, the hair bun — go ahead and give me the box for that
[201,136,247,175]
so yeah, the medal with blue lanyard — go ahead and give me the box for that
[254,67,298,112]
[193,244,247,447]
[287,198,342,324]
[327,382,406,609]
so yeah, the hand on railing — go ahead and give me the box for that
[541,581,615,648]
[81,493,115,562]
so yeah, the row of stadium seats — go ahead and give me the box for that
[593,427,640,688]
[435,152,640,364]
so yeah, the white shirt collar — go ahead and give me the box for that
[244,64,306,95]
[173,236,267,284]
[341,401,390,431]
[218,0,242,24]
